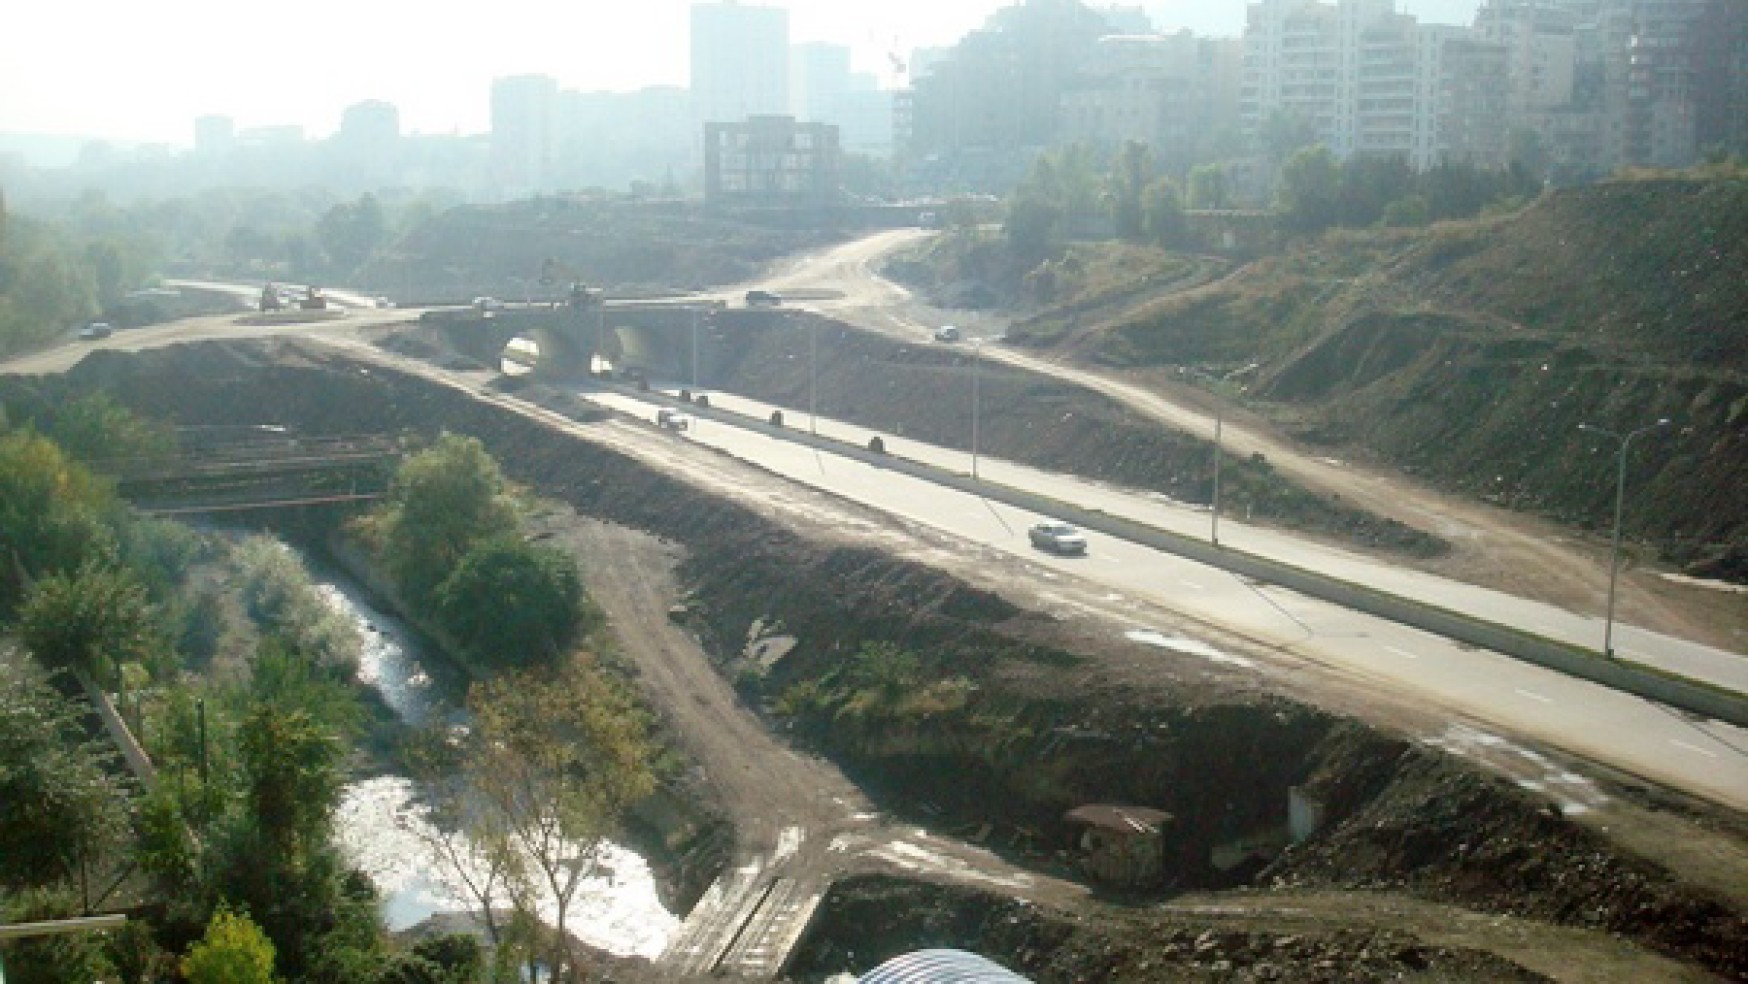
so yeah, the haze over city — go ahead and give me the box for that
[5,0,1482,145]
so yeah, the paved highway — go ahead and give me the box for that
[582,384,1748,812]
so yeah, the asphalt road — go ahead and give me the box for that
[582,384,1748,812]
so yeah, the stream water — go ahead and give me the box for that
[315,572,680,958]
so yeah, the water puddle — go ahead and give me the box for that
[1125,629,1257,668]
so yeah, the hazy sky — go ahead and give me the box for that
[3,0,1481,145]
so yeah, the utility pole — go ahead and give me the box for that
[971,340,983,480]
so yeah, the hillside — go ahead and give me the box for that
[1009,177,1748,579]
[358,199,845,298]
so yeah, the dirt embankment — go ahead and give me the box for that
[21,341,1747,981]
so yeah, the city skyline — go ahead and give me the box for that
[5,0,1482,149]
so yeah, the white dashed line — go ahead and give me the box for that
[1669,739,1719,759]
[1382,645,1421,660]
[1514,689,1554,704]
[1178,579,1206,591]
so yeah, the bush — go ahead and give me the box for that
[432,536,590,666]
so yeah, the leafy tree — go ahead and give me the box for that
[1276,145,1343,233]
[1110,140,1154,242]
[432,535,589,666]
[1143,176,1188,248]
[18,560,164,685]
[43,392,176,466]
[1005,191,1063,266]
[0,886,119,982]
[1260,110,1320,165]
[376,433,520,605]
[0,429,120,603]
[1187,163,1230,210]
[237,701,345,857]
[0,651,132,893]
[182,908,277,984]
[1336,154,1415,227]
[318,193,387,277]
[453,659,654,980]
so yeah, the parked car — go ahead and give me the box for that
[745,289,782,308]
[1028,521,1087,555]
[934,325,961,342]
[656,408,692,431]
[77,322,113,340]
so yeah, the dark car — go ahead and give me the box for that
[745,289,782,307]
[77,322,114,340]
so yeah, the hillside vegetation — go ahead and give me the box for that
[1021,177,1748,578]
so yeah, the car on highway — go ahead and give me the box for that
[656,408,692,431]
[473,296,505,316]
[935,325,962,342]
[77,322,114,340]
[745,289,782,308]
[1028,521,1087,555]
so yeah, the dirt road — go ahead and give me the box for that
[765,231,1747,652]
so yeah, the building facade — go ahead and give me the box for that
[703,115,840,206]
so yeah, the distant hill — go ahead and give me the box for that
[1066,176,1748,577]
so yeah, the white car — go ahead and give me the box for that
[77,322,113,340]
[1028,521,1087,555]
[935,325,961,342]
[656,408,692,431]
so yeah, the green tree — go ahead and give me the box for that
[458,659,654,980]
[237,701,345,857]
[433,535,589,666]
[1276,145,1343,233]
[182,908,277,984]
[0,429,120,603]
[1143,176,1187,248]
[18,560,164,685]
[318,193,387,277]
[0,887,118,982]
[1004,191,1063,265]
[375,433,520,605]
[44,392,176,466]
[0,652,132,894]
[1186,163,1229,210]
[1110,140,1154,242]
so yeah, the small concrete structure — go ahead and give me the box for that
[1064,804,1172,886]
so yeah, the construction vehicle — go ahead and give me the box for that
[260,283,284,312]
[539,258,603,309]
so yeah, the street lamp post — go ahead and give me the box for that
[1210,406,1223,547]
[971,339,983,480]
[1577,417,1671,657]
[690,308,700,392]
[808,321,818,435]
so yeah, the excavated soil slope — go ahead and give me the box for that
[11,340,1745,981]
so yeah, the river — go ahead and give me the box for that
[315,572,680,958]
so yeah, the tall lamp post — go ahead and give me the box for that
[970,339,983,480]
[808,321,818,435]
[1577,417,1671,657]
[1210,405,1223,547]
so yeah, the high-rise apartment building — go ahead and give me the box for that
[492,74,558,194]
[1244,0,1446,160]
[194,115,235,156]
[691,2,790,128]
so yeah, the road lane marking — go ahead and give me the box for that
[1669,739,1719,759]
[1178,579,1206,591]
[1514,689,1554,704]
[1382,645,1421,660]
